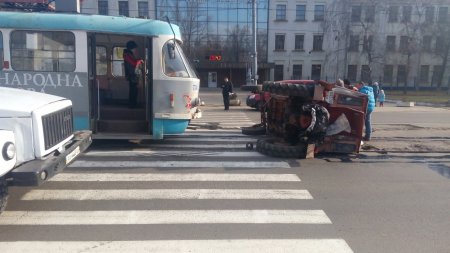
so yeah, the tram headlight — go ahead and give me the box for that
[2,142,16,161]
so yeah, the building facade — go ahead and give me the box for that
[81,0,450,88]
[81,0,269,88]
[268,0,329,82]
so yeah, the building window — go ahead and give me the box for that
[294,35,304,50]
[425,6,435,23]
[311,64,322,80]
[275,34,285,51]
[365,5,375,23]
[138,1,149,18]
[432,65,443,85]
[98,0,108,15]
[351,6,362,22]
[361,65,371,83]
[388,6,399,23]
[349,35,359,52]
[420,65,430,83]
[438,7,448,23]
[436,36,445,53]
[363,35,373,52]
[274,65,284,81]
[397,65,406,85]
[276,4,287,20]
[384,65,394,83]
[386,36,396,52]
[118,1,129,17]
[422,36,432,52]
[400,36,409,53]
[347,65,357,82]
[402,6,412,23]
[292,64,302,79]
[296,5,306,21]
[10,31,75,72]
[312,35,323,51]
[314,5,325,21]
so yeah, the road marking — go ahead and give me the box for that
[0,210,332,225]
[51,173,301,182]
[21,189,312,200]
[153,137,258,142]
[69,160,291,168]
[0,239,354,253]
[84,150,264,157]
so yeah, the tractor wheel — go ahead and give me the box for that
[242,124,266,135]
[0,176,8,214]
[256,138,306,158]
[264,82,314,99]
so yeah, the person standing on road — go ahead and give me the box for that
[356,81,375,141]
[372,82,380,106]
[221,77,233,110]
[378,89,385,107]
[123,40,144,108]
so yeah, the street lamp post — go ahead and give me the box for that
[251,0,258,86]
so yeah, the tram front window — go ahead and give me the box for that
[163,40,196,78]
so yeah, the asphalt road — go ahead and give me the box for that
[1,89,449,253]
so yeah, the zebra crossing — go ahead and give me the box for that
[0,110,353,253]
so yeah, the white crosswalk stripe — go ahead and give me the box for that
[0,110,353,253]
[21,189,313,200]
[0,239,353,253]
[50,173,301,182]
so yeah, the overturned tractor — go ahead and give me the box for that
[242,80,368,158]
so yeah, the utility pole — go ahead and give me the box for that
[251,0,258,86]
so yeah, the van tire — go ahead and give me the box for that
[0,176,8,214]
[256,138,306,158]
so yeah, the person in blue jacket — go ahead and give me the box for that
[356,81,375,141]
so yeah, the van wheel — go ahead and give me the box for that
[0,176,8,214]
[256,138,306,158]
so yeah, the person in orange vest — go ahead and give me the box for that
[123,41,144,108]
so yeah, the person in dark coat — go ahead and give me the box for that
[123,40,143,108]
[221,77,233,110]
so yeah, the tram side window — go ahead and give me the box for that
[163,40,189,78]
[96,46,107,75]
[112,46,125,77]
[10,31,75,72]
[0,32,3,69]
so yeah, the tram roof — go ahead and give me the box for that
[0,12,182,39]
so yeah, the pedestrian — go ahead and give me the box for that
[372,82,380,105]
[123,40,144,108]
[355,81,375,141]
[221,77,233,110]
[378,89,385,107]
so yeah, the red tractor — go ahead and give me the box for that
[242,80,368,158]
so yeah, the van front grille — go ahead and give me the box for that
[42,106,73,150]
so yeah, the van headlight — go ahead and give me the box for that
[2,142,16,161]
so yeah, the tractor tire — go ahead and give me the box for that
[242,124,266,135]
[263,82,314,99]
[0,176,8,214]
[256,138,307,158]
